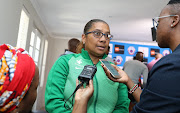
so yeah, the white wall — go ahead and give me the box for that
[0,0,50,48]
[0,0,22,46]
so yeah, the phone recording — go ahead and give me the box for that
[99,59,121,79]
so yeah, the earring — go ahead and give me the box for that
[171,24,173,27]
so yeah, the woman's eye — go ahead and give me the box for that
[95,32,101,36]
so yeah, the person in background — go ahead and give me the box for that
[105,46,117,65]
[60,38,80,56]
[123,51,148,111]
[72,0,180,112]
[0,44,39,113]
[45,19,130,113]
[123,52,148,88]
[147,53,163,71]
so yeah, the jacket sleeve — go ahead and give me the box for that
[113,83,130,113]
[45,56,71,113]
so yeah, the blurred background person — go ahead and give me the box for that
[60,38,80,56]
[0,44,39,113]
[123,51,148,111]
[147,53,163,71]
[123,52,148,89]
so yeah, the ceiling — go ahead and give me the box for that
[30,0,170,42]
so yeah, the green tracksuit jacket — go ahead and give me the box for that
[45,49,130,113]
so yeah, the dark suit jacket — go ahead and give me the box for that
[132,44,180,113]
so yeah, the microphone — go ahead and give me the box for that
[64,65,97,110]
[78,65,97,84]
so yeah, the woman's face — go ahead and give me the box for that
[82,22,110,57]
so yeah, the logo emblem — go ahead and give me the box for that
[114,45,124,54]
[163,50,170,56]
[76,59,82,64]
[116,56,123,65]
[150,48,160,57]
[128,46,135,55]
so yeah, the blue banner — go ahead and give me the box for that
[108,41,171,68]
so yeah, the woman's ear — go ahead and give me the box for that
[82,34,86,44]
[171,15,179,28]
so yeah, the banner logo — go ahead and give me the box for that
[114,45,124,54]
[163,50,170,56]
[116,56,123,65]
[150,48,160,57]
[128,46,135,55]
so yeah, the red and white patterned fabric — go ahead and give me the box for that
[0,44,35,113]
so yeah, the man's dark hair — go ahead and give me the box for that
[135,52,144,62]
[167,0,180,15]
[168,0,180,4]
[68,38,80,53]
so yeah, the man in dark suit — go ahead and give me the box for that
[133,0,180,112]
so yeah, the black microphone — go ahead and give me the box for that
[64,65,97,110]
[78,65,97,84]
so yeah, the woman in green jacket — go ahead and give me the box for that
[45,19,130,113]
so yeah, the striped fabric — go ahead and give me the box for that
[0,44,35,112]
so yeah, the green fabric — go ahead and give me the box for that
[45,49,130,113]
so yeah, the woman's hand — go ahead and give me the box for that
[101,64,129,84]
